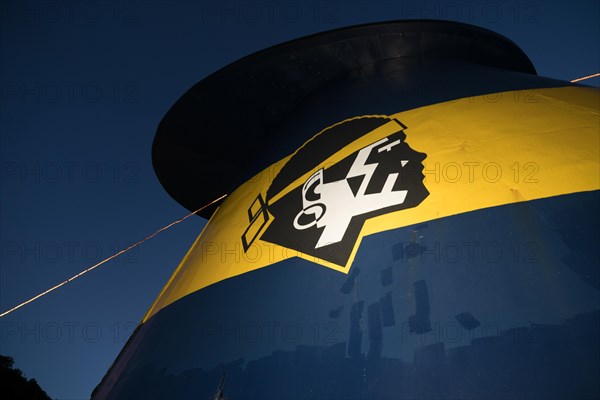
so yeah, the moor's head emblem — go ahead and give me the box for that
[242,116,429,269]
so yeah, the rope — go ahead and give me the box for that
[2,72,599,319]
[0,194,227,318]
[571,72,600,82]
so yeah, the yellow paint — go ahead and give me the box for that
[143,86,600,322]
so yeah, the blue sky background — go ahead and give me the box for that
[0,1,598,398]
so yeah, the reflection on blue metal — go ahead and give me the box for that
[101,191,599,399]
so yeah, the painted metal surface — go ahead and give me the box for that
[93,21,600,399]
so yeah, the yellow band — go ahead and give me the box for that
[143,86,600,322]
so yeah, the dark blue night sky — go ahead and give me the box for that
[1,1,598,398]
